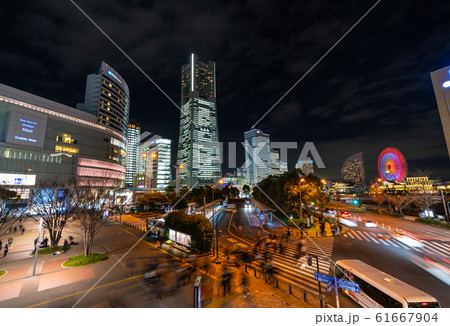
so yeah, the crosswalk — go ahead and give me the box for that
[247,237,335,295]
[342,230,450,258]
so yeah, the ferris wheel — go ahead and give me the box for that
[377,147,407,183]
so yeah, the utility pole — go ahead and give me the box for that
[441,188,449,224]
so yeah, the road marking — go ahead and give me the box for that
[429,241,450,252]
[347,232,355,239]
[343,234,348,238]
[424,242,449,257]
[350,231,362,240]
[26,274,143,308]
[362,231,379,243]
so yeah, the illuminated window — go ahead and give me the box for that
[56,134,76,144]
[55,145,79,154]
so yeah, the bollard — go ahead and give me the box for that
[382,223,384,228]
[254,268,257,278]
[396,228,398,233]
[289,284,292,295]
[316,231,318,237]
[276,279,279,288]
[303,290,307,302]
[388,225,391,230]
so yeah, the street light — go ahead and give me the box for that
[175,163,184,196]
[212,178,224,261]
[299,177,305,220]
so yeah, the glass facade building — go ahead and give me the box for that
[430,66,450,158]
[141,136,172,190]
[77,62,130,135]
[125,121,141,187]
[0,82,126,194]
[177,54,221,187]
[296,159,314,176]
[244,129,272,184]
[341,152,366,187]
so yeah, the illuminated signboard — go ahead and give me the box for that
[6,109,47,148]
[0,173,36,186]
[107,70,122,84]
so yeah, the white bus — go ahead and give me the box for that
[335,259,440,308]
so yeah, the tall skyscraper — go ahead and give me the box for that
[341,152,366,187]
[125,121,141,187]
[244,129,271,184]
[77,62,130,135]
[296,159,314,175]
[177,53,221,187]
[430,66,450,158]
[141,137,172,189]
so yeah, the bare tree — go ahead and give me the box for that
[0,186,25,237]
[369,183,387,208]
[410,169,438,214]
[74,173,120,256]
[31,180,78,249]
[388,196,413,215]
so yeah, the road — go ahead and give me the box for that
[328,215,450,308]
[215,201,335,306]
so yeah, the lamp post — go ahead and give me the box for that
[308,253,323,308]
[175,163,184,197]
[32,217,43,276]
[212,179,224,262]
[299,177,305,220]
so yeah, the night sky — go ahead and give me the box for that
[1,0,449,182]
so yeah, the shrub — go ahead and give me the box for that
[416,218,450,229]
[0,271,5,277]
[378,209,404,218]
[31,245,70,255]
[63,253,108,267]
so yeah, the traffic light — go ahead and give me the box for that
[307,256,312,266]
[353,199,359,205]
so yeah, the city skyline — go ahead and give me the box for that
[0,1,449,182]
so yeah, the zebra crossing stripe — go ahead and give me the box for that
[387,240,399,247]
[424,242,449,257]
[362,231,379,243]
[343,234,348,238]
[429,241,450,253]
[357,231,372,242]
[390,239,411,250]
[351,231,363,240]
[347,232,355,239]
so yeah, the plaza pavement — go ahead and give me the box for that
[0,216,314,308]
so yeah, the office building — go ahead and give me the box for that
[244,129,271,184]
[341,152,366,187]
[140,133,172,190]
[430,66,450,158]
[270,149,281,175]
[77,62,130,135]
[177,54,221,187]
[296,159,314,175]
[125,121,141,187]
[0,82,126,195]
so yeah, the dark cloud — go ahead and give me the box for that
[0,0,449,181]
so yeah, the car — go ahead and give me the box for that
[340,211,351,218]
[364,219,376,227]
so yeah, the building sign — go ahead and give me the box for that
[0,173,36,186]
[6,109,47,148]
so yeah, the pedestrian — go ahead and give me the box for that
[3,244,8,257]
[13,226,17,233]
[331,224,336,236]
[222,267,232,296]
[0,239,2,250]
[63,239,68,253]
[19,218,22,224]
[21,227,25,235]
[8,237,13,247]
[287,229,290,241]
[156,239,161,249]
[34,238,38,247]
[279,242,284,255]
[241,273,249,297]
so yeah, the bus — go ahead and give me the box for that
[335,259,440,308]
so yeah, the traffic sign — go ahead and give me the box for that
[336,278,360,293]
[326,278,335,294]
[314,272,334,284]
